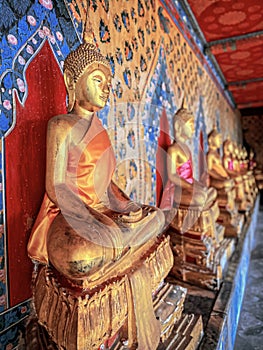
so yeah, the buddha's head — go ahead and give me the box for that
[232,143,238,159]
[173,107,194,140]
[208,127,222,149]
[235,144,242,160]
[242,147,248,160]
[249,149,254,160]
[223,137,233,155]
[64,42,111,112]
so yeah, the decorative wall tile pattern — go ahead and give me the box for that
[0,0,80,323]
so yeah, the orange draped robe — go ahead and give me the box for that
[27,115,116,264]
[160,158,194,210]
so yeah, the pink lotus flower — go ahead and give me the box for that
[0,294,6,306]
[26,45,34,55]
[38,30,45,38]
[3,100,12,110]
[17,78,25,92]
[39,0,53,10]
[27,15,36,26]
[21,306,27,313]
[49,35,55,44]
[18,55,26,65]
[43,26,51,37]
[56,31,63,41]
[7,34,17,45]
[0,269,5,281]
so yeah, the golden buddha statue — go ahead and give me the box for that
[161,105,233,290]
[26,20,193,350]
[207,130,233,192]
[207,131,244,237]
[241,146,258,202]
[161,108,217,212]
[250,149,263,190]
[223,140,254,212]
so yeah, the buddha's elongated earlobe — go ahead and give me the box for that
[64,70,75,112]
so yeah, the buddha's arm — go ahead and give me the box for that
[207,153,228,179]
[223,156,238,176]
[234,160,240,173]
[222,156,229,170]
[107,181,141,213]
[167,146,193,190]
[45,117,69,208]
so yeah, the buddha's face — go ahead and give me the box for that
[75,64,111,112]
[223,142,229,154]
[181,116,194,138]
[230,141,233,152]
[214,133,222,148]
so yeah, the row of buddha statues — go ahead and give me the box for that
[24,20,259,350]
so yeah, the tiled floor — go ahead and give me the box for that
[234,207,263,350]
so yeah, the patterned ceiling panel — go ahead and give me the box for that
[214,37,263,82]
[184,0,263,110]
[187,0,263,41]
[229,81,263,108]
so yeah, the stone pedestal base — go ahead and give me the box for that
[170,232,235,290]
[115,314,203,350]
[217,210,244,237]
[28,236,187,350]
[158,314,203,350]
[166,201,235,290]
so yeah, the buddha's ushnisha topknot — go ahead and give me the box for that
[63,9,110,83]
[63,43,110,83]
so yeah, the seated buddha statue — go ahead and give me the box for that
[27,23,181,350]
[223,138,238,176]
[250,149,263,190]
[160,106,217,213]
[223,139,254,211]
[248,149,256,171]
[160,105,231,290]
[241,147,258,201]
[206,131,244,236]
[207,130,233,191]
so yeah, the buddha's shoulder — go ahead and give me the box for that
[48,114,80,131]
[48,114,79,125]
[168,142,185,153]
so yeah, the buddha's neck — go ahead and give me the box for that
[209,143,218,151]
[174,132,186,143]
[72,102,95,121]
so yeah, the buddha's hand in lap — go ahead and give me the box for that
[193,183,208,199]
[63,207,123,248]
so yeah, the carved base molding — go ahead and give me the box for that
[168,231,235,290]
[116,314,203,350]
[166,201,235,290]
[28,236,190,350]
[25,281,192,350]
[25,312,203,350]
[217,210,244,237]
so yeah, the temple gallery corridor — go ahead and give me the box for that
[234,201,263,350]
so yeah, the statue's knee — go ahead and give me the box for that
[47,214,115,279]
